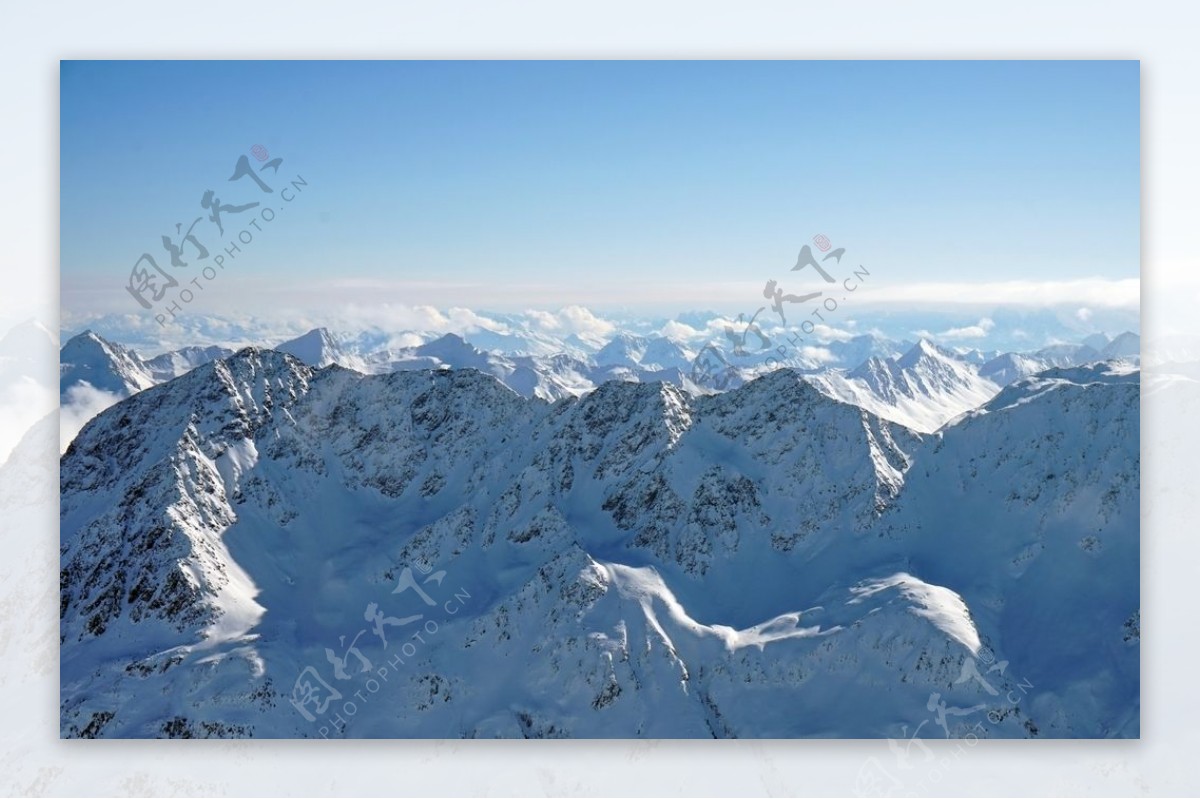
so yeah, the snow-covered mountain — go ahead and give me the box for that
[979,351,1059,386]
[276,327,365,371]
[408,331,506,371]
[60,349,1138,738]
[57,326,1142,453]
[143,345,235,382]
[638,336,696,371]
[279,330,699,403]
[825,333,910,370]
[592,333,648,367]
[58,330,157,401]
[58,332,236,453]
[66,305,1144,366]
[1101,331,1141,360]
[60,331,238,400]
[1035,343,1104,369]
[589,333,696,372]
[805,339,1001,433]
[56,329,699,453]
[978,333,1139,386]
[876,361,1140,737]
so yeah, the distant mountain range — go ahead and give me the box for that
[58,325,1141,449]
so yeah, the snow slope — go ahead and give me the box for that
[979,336,1139,387]
[878,362,1140,737]
[59,332,239,453]
[276,327,368,371]
[805,339,1001,433]
[143,344,235,382]
[59,330,156,400]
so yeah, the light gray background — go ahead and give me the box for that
[2,1,1196,795]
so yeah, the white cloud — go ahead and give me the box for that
[445,307,512,335]
[554,306,617,340]
[934,317,996,340]
[853,278,1139,310]
[518,306,619,345]
[385,332,425,349]
[59,383,122,454]
[524,310,561,332]
[798,346,838,365]
[659,320,704,341]
[1076,307,1094,322]
[810,323,857,343]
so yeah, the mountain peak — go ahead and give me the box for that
[897,338,951,369]
[63,329,107,349]
[59,329,156,399]
[417,332,481,356]
[429,332,469,346]
[276,328,344,367]
[289,327,335,345]
[61,329,137,361]
[595,333,649,367]
[973,359,1139,423]
[1101,331,1141,360]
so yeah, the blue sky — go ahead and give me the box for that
[61,60,1139,322]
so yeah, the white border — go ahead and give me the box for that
[3,1,1197,795]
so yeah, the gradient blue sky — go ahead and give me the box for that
[61,60,1139,317]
